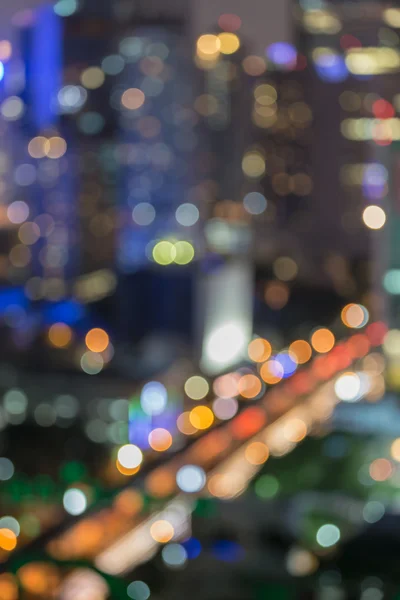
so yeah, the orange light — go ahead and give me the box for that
[310,328,335,353]
[148,428,173,452]
[245,442,269,465]
[146,468,176,498]
[264,281,289,310]
[18,563,60,595]
[114,489,144,516]
[0,574,18,600]
[189,406,214,430]
[248,338,272,362]
[150,520,174,543]
[289,340,312,364]
[48,322,72,348]
[121,88,145,110]
[0,529,16,552]
[369,458,393,481]
[85,328,109,353]
[115,460,140,477]
[238,374,262,399]
[260,360,283,384]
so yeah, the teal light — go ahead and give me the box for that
[54,0,78,17]
[384,269,400,294]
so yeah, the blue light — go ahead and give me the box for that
[0,62,4,82]
[275,352,297,378]
[266,43,297,68]
[0,287,26,313]
[43,300,84,325]
[182,537,202,559]
[314,54,348,83]
[212,540,244,563]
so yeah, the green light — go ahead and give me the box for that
[255,474,279,499]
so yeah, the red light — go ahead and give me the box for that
[366,321,388,346]
[218,13,242,32]
[372,99,395,119]
[340,34,362,50]
[295,54,307,71]
[230,406,266,440]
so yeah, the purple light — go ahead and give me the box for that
[266,42,297,68]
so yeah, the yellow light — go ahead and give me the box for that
[150,520,174,543]
[238,374,262,399]
[391,438,400,461]
[242,151,265,178]
[148,428,173,452]
[196,34,221,59]
[310,328,335,353]
[184,375,209,400]
[383,329,400,357]
[153,241,176,265]
[384,8,400,28]
[248,338,272,363]
[245,442,269,465]
[174,241,195,265]
[189,405,214,430]
[362,205,386,230]
[303,10,342,34]
[85,328,109,353]
[48,323,72,348]
[345,47,400,75]
[289,340,312,364]
[254,84,277,105]
[273,257,298,282]
[81,66,105,89]
[218,32,240,55]
[121,88,145,110]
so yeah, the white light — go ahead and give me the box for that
[175,203,200,227]
[132,203,156,226]
[118,444,143,469]
[162,543,188,568]
[334,372,361,402]
[63,488,87,516]
[205,323,246,366]
[316,524,340,547]
[0,516,20,536]
[0,458,14,481]
[243,192,267,215]
[176,465,206,493]
[140,382,167,416]
[212,397,238,420]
